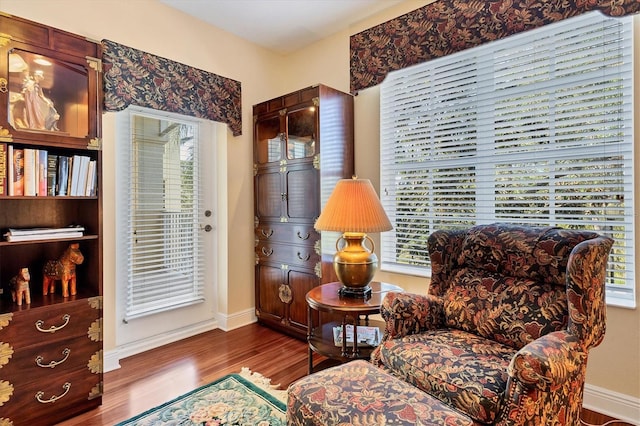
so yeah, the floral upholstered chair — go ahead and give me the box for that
[371,223,614,425]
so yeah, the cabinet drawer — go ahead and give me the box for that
[0,297,101,350]
[1,334,101,386]
[0,367,102,426]
[255,222,319,245]
[256,241,320,269]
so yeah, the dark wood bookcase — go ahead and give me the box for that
[253,84,354,339]
[0,13,103,425]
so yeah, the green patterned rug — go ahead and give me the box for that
[116,368,287,425]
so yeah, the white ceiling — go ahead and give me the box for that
[160,0,403,54]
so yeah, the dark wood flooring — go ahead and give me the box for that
[56,322,629,425]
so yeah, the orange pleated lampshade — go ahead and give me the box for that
[314,177,392,233]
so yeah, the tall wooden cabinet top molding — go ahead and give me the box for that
[253,84,354,338]
[0,13,103,425]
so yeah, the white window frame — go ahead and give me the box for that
[380,12,635,308]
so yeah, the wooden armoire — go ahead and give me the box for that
[253,84,354,338]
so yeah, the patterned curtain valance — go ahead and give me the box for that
[350,0,640,94]
[102,40,242,136]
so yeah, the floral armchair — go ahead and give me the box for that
[371,223,614,425]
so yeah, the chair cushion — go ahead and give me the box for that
[376,328,516,424]
[444,268,568,349]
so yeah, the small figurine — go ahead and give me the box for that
[42,243,84,297]
[10,267,31,305]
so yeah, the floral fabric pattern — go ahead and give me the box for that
[287,360,474,426]
[116,374,284,426]
[102,40,242,136]
[371,223,613,425]
[350,0,640,93]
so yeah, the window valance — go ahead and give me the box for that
[350,0,639,94]
[102,40,242,136]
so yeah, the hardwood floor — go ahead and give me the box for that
[56,323,630,425]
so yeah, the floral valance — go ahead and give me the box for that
[102,40,242,136]
[350,0,640,94]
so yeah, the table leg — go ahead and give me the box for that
[307,304,313,375]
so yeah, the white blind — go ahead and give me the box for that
[124,112,206,320]
[380,12,634,307]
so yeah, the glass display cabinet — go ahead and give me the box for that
[0,12,103,426]
[253,84,354,339]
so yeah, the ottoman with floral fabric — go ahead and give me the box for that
[287,360,474,425]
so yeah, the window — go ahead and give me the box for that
[380,12,634,307]
[120,109,206,320]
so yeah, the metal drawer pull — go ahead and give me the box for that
[35,314,71,333]
[261,247,273,256]
[297,231,310,240]
[35,382,71,404]
[36,348,71,368]
[297,252,310,261]
[261,229,274,238]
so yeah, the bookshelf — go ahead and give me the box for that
[0,12,103,425]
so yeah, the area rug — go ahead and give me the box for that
[116,368,287,425]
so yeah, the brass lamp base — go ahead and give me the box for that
[333,232,378,299]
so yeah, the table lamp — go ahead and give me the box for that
[314,177,392,298]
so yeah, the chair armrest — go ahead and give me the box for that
[508,331,587,392]
[379,291,445,340]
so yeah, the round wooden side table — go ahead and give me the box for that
[305,281,402,374]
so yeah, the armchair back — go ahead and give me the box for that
[428,223,613,350]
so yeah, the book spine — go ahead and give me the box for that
[12,148,24,196]
[0,143,6,196]
[24,148,36,196]
[38,149,47,196]
[47,154,58,196]
[57,155,68,196]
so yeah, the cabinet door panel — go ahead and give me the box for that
[255,115,281,164]
[285,167,319,220]
[255,264,284,321]
[287,268,318,330]
[255,170,283,221]
[286,106,316,160]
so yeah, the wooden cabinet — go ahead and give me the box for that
[0,13,102,425]
[253,84,354,338]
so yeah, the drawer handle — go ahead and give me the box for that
[36,348,71,368]
[35,382,71,404]
[261,247,273,256]
[261,229,274,238]
[297,252,310,261]
[35,314,71,333]
[297,231,310,240]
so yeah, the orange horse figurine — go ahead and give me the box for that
[42,243,84,297]
[10,267,31,305]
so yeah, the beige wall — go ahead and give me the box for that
[2,0,638,410]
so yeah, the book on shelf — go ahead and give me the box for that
[24,148,37,196]
[332,325,381,347]
[47,154,58,196]
[57,155,69,196]
[4,225,85,242]
[11,147,24,196]
[4,231,84,242]
[0,142,7,196]
[38,149,48,196]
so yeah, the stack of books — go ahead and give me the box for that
[4,226,84,242]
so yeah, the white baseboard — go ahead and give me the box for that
[583,383,640,425]
[104,318,219,372]
[215,308,256,331]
